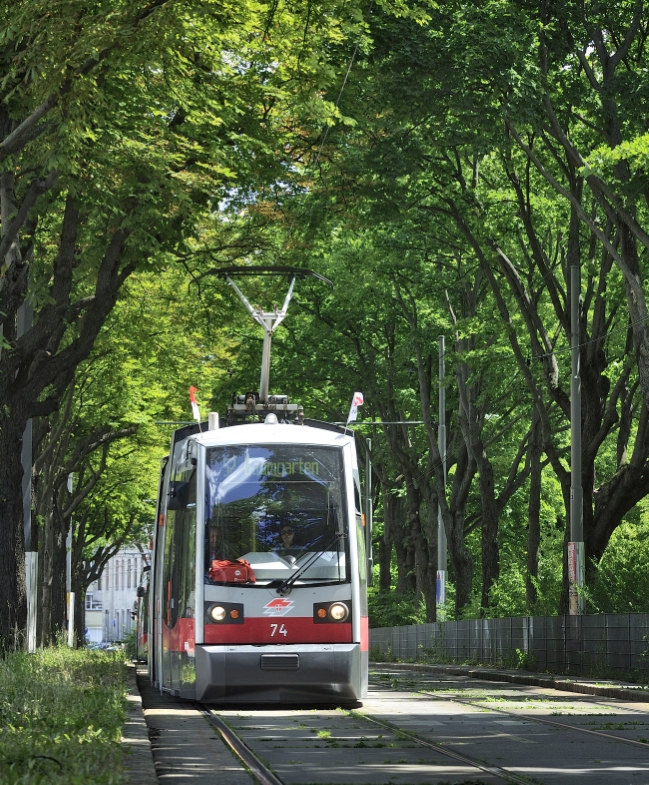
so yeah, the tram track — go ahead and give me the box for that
[417,687,649,751]
[203,701,542,785]
[351,709,539,785]
[377,667,649,752]
[201,706,284,785]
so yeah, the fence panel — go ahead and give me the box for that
[369,613,649,676]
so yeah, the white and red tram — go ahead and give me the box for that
[146,268,370,703]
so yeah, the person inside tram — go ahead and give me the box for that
[205,525,235,579]
[277,525,302,559]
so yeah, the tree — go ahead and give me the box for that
[285,0,649,613]
[0,0,368,650]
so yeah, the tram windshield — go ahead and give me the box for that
[205,444,348,585]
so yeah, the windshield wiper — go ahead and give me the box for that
[276,533,347,596]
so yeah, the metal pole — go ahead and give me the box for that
[437,336,447,617]
[569,262,584,615]
[66,473,75,646]
[18,301,37,651]
[259,321,273,403]
[226,275,295,406]
[365,439,373,584]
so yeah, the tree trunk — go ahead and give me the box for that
[445,442,475,616]
[52,520,67,642]
[389,493,416,595]
[38,506,67,646]
[74,578,85,648]
[421,470,438,623]
[0,415,27,651]
[38,508,54,646]
[404,474,436,622]
[478,463,499,612]
[378,487,393,593]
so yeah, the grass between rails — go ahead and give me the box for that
[0,646,129,785]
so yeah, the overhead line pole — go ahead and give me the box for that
[437,336,447,618]
[569,259,584,614]
[67,473,75,646]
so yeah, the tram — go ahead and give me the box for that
[145,269,370,703]
[134,564,150,662]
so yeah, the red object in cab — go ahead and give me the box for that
[209,559,256,584]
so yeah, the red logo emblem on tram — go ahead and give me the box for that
[263,598,294,616]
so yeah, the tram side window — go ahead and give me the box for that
[164,465,197,628]
[356,510,367,587]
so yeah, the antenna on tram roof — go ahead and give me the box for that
[215,266,332,424]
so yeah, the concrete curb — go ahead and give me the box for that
[370,660,649,703]
[121,662,158,784]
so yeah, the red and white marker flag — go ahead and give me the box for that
[346,391,364,424]
[189,386,201,422]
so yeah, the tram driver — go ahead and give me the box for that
[205,525,236,581]
[277,525,302,559]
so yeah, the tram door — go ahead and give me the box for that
[161,443,197,694]
[151,456,168,688]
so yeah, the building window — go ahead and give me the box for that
[85,594,102,610]
[127,559,132,589]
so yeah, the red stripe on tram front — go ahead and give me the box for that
[204,616,353,645]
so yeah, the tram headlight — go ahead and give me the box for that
[210,605,227,622]
[329,602,349,622]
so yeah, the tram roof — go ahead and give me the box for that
[183,420,356,450]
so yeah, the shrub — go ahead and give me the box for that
[0,646,128,784]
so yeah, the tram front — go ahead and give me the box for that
[194,424,368,703]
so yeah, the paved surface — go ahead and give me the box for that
[219,705,497,784]
[121,663,157,785]
[365,668,649,783]
[136,667,250,784]
[130,663,649,784]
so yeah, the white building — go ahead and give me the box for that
[85,546,149,643]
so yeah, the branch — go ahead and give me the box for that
[0,170,58,268]
[0,96,59,161]
[506,120,645,304]
[610,0,644,68]
[0,0,173,160]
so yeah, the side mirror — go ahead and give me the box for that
[137,586,146,598]
[168,480,189,510]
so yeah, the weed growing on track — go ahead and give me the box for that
[0,646,128,785]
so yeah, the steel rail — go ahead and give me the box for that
[200,706,285,785]
[351,710,540,785]
[418,688,649,751]
[375,670,649,752]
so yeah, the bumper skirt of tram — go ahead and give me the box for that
[195,642,362,703]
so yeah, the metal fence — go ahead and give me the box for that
[369,614,649,676]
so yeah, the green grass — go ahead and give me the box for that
[0,646,128,785]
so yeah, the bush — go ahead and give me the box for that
[591,516,649,613]
[368,587,426,628]
[0,646,128,784]
[123,628,138,660]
